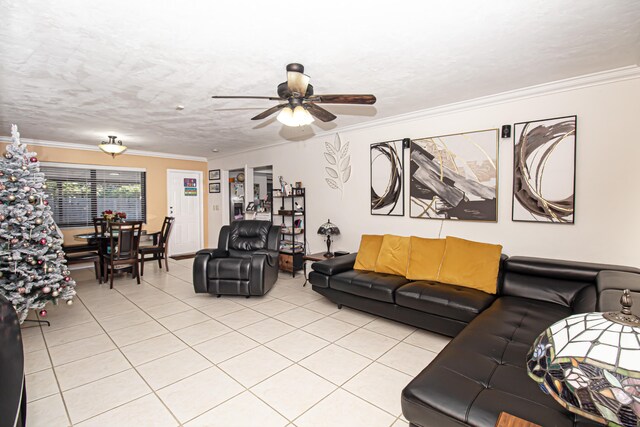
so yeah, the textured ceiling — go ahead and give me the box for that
[1,0,639,158]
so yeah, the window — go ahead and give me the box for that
[41,164,146,228]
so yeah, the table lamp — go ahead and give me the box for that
[527,289,640,427]
[317,219,340,257]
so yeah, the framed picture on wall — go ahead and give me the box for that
[410,129,498,221]
[370,139,404,216]
[512,115,576,224]
[209,182,220,193]
[209,169,220,181]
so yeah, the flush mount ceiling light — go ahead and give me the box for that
[98,135,127,158]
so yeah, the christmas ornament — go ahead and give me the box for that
[42,286,51,293]
[17,287,25,294]
[47,267,54,273]
[23,186,30,192]
[35,218,43,225]
[3,152,12,159]
[0,214,5,221]
[52,290,59,297]
[42,184,47,189]
[0,171,4,176]
[43,200,49,206]
[40,238,47,245]
[8,194,16,202]
[9,175,17,182]
[28,196,36,203]
[64,276,71,282]
[21,165,27,171]
[63,270,70,276]
[0,184,5,190]
[30,157,37,163]
[66,300,73,306]
[30,260,37,265]
[10,238,18,245]
[37,259,43,264]
[39,309,47,317]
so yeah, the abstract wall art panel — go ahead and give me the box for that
[370,139,404,216]
[512,116,576,224]
[410,129,498,221]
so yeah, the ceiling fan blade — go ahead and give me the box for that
[251,104,287,120]
[212,95,282,101]
[307,94,376,105]
[287,71,310,95]
[306,102,337,122]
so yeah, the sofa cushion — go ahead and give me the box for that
[396,281,496,323]
[330,270,409,303]
[353,234,384,271]
[438,236,503,294]
[402,296,582,427]
[406,237,446,281]
[207,257,250,280]
[374,234,410,276]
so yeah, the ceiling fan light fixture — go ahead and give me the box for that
[98,135,127,158]
[277,106,295,126]
[293,105,314,126]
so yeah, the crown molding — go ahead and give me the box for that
[0,137,208,162]
[211,65,640,160]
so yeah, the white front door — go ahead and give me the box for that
[167,169,203,256]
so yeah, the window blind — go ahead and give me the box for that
[41,165,147,228]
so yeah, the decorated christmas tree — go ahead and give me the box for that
[0,124,76,322]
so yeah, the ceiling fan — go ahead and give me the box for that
[211,63,376,126]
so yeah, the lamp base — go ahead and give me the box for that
[323,252,334,258]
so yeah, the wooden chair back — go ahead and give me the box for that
[158,217,175,248]
[93,217,108,237]
[108,221,143,262]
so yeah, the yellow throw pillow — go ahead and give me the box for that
[437,236,503,294]
[406,237,446,281]
[374,234,410,276]
[353,235,384,271]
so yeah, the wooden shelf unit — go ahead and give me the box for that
[271,188,306,277]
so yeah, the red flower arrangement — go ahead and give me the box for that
[102,210,127,221]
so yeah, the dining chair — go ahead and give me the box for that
[101,221,143,289]
[93,216,108,280]
[139,216,175,276]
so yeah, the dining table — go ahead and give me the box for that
[72,228,161,280]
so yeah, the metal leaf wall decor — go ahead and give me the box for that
[324,133,351,195]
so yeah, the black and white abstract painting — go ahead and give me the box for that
[370,140,404,216]
[410,129,498,221]
[513,115,576,223]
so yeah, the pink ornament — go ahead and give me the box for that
[10,238,18,245]
[43,200,49,206]
[39,309,47,317]
[23,186,31,192]
[17,287,26,294]
[37,259,43,265]
[30,157,38,163]
[64,276,71,282]
[40,238,47,245]
[43,286,51,294]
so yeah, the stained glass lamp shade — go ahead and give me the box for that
[527,290,640,426]
[317,219,340,257]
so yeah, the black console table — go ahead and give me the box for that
[0,295,26,427]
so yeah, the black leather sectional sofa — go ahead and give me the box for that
[309,253,640,427]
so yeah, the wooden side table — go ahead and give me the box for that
[495,412,541,427]
[302,252,333,286]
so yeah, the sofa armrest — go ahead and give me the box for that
[196,248,229,258]
[596,270,640,313]
[312,253,357,276]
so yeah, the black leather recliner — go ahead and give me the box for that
[193,221,280,297]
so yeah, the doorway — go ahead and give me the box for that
[249,165,273,221]
[166,169,203,255]
[229,168,245,223]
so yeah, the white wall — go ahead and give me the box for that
[208,76,640,267]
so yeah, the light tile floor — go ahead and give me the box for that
[22,259,451,427]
